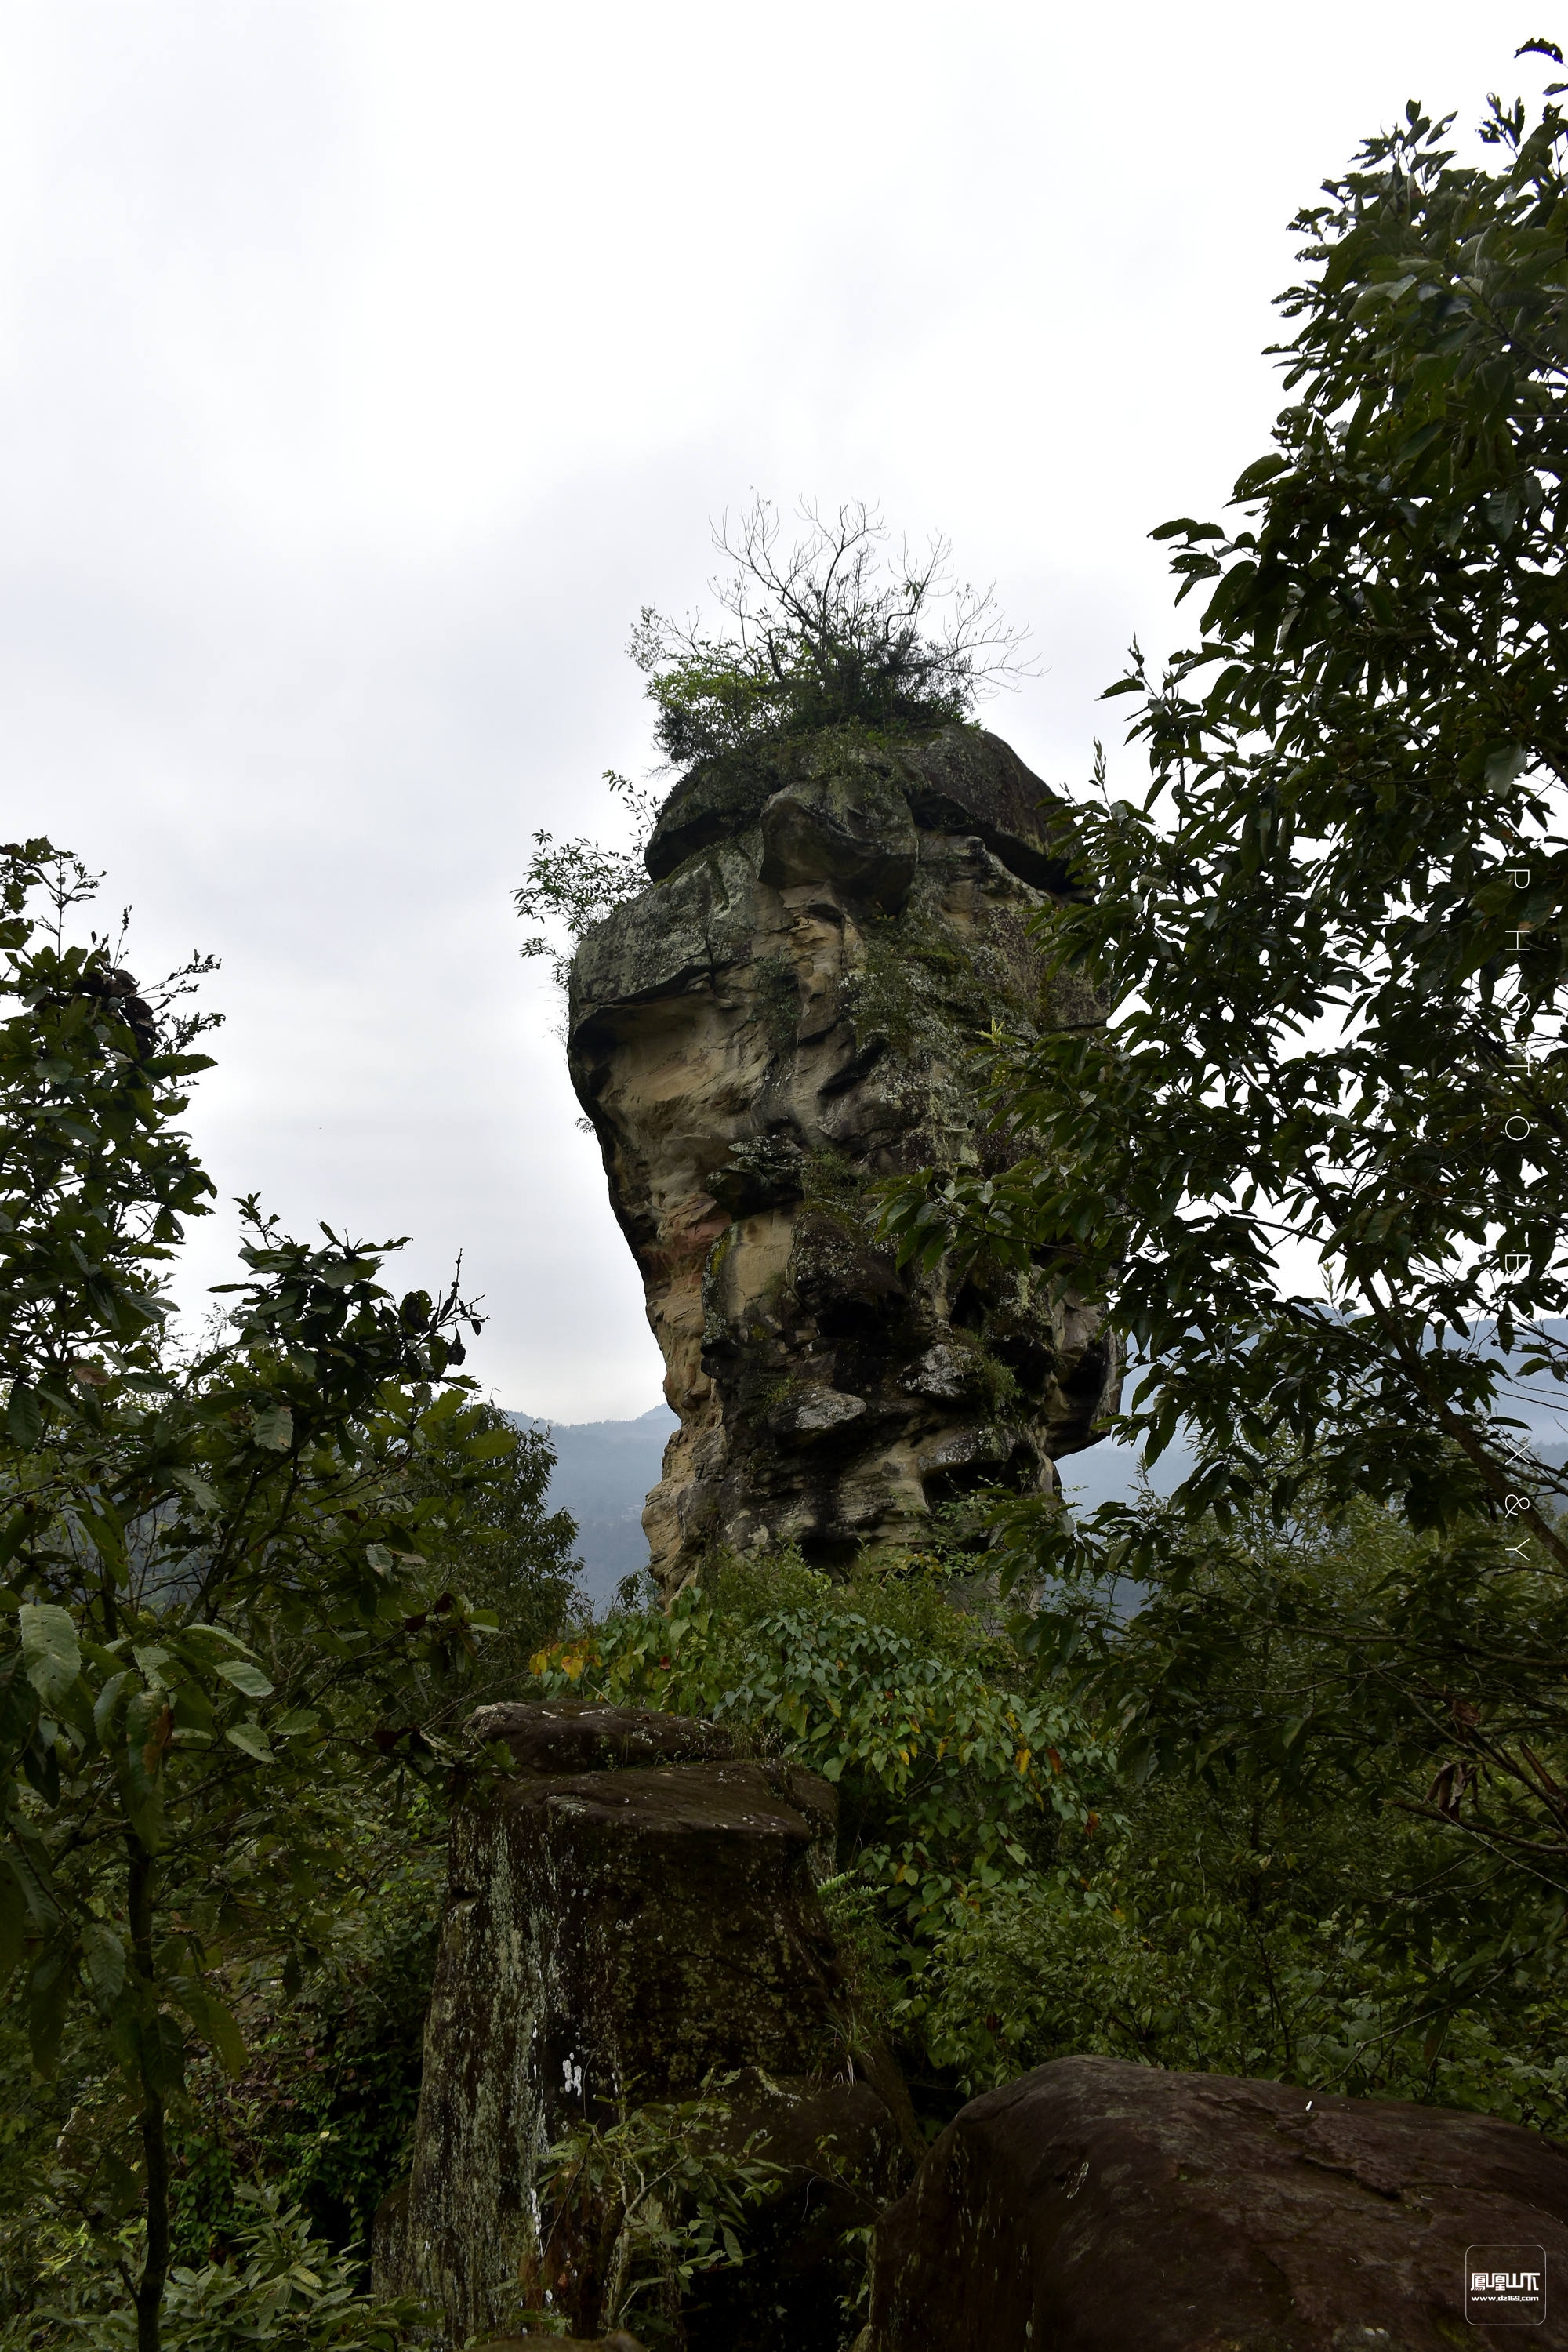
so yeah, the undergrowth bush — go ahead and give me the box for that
[0,2183,421,2351]
[527,1548,1115,1980]
[530,1531,1568,2143]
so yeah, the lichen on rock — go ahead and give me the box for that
[568,721,1120,1588]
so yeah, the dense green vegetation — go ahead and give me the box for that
[0,843,579,2350]
[884,64,1568,1895]
[9,45,1568,2352]
[626,499,1032,765]
[13,1501,1562,2343]
[535,1526,1568,2144]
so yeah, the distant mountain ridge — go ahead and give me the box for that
[515,1327,1568,1610]
[510,1405,677,1611]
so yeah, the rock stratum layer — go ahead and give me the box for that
[568,724,1120,1588]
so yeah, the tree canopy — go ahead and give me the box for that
[884,68,1568,1884]
[630,498,1032,765]
[0,843,576,2351]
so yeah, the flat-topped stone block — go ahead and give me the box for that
[465,1697,735,1776]
[380,1716,906,2347]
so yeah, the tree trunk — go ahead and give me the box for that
[127,1842,168,2352]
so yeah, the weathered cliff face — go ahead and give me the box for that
[568,724,1120,1590]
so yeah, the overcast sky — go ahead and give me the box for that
[2,2,1534,1417]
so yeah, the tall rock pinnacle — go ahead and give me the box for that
[568,724,1120,1590]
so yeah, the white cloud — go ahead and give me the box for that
[0,0,1523,1413]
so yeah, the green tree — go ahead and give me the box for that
[884,59,1568,1882]
[913,1482,1568,2130]
[527,1548,1112,2035]
[525,1530,1568,2150]
[0,843,541,2352]
[405,1399,580,1688]
[628,498,1033,765]
[514,770,661,988]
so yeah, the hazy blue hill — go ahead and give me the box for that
[510,1405,677,1612]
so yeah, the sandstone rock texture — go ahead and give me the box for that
[864,2052,1568,2350]
[568,724,1120,1588]
[380,1700,914,2347]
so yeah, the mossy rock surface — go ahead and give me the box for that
[383,1718,912,2347]
[644,724,1080,895]
[567,721,1120,1588]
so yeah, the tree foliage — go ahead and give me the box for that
[628,499,1033,766]
[903,1501,1568,2148]
[531,1534,1568,2150]
[0,843,572,2351]
[2,2182,422,2352]
[883,66,1568,1888]
[524,2082,786,2343]
[514,770,660,988]
[527,1550,1112,1969]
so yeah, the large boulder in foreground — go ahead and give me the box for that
[865,2053,1568,2350]
[381,1702,914,2347]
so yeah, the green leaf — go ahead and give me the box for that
[0,1870,23,1998]
[0,1653,38,1752]
[0,1507,40,1573]
[170,1681,215,1737]
[5,1384,42,1450]
[27,1944,75,2073]
[82,1918,126,2005]
[212,1657,275,1699]
[170,1978,247,2078]
[5,1842,60,1934]
[224,1721,275,1765]
[93,1668,136,1744]
[97,2148,143,2220]
[250,1403,294,1451]
[133,2007,189,2100]
[169,1466,220,1512]
[177,1623,259,1657]
[20,1603,80,1708]
[1232,453,1290,496]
